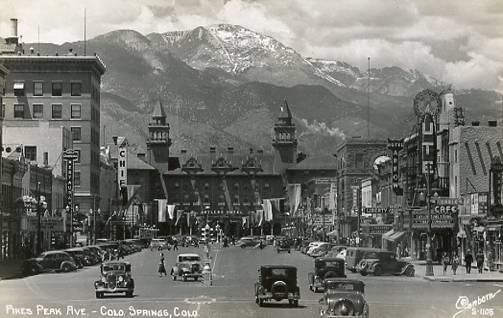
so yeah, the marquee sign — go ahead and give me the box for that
[387,138,404,195]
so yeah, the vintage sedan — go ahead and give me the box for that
[22,251,78,275]
[255,265,300,307]
[94,262,134,298]
[171,253,203,281]
[308,257,346,292]
[319,279,369,318]
[357,251,415,277]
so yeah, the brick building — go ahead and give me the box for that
[0,50,106,216]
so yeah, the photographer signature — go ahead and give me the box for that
[453,289,500,318]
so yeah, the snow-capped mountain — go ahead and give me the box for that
[308,57,446,97]
[149,24,343,87]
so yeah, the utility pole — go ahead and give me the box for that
[37,181,41,255]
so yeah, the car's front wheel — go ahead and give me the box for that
[62,263,73,272]
[258,298,264,307]
[125,291,133,297]
[95,292,102,299]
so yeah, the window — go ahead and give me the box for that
[14,104,24,118]
[52,82,62,96]
[24,146,37,161]
[33,82,43,96]
[33,104,43,119]
[74,171,81,186]
[74,149,81,163]
[71,82,82,96]
[71,127,81,141]
[13,82,24,96]
[52,104,62,119]
[71,104,81,119]
[454,149,458,163]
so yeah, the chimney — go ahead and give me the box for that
[488,120,497,127]
[43,152,49,167]
[5,18,18,45]
[227,147,234,154]
[471,121,480,126]
[137,153,146,161]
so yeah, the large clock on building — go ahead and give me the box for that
[413,89,441,119]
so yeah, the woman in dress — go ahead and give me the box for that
[158,253,167,277]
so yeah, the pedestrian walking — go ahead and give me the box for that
[442,252,450,275]
[158,253,167,277]
[452,254,460,275]
[476,251,484,274]
[173,239,179,251]
[465,250,473,274]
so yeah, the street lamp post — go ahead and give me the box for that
[425,163,434,277]
[36,182,42,255]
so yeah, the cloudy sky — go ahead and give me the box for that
[1,0,503,92]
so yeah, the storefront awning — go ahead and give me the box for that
[382,229,406,242]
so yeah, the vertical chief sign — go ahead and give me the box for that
[118,143,127,189]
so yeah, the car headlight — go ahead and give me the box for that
[101,277,107,283]
[118,276,124,282]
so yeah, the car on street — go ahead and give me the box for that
[357,251,415,277]
[237,236,259,248]
[254,265,300,307]
[22,251,78,275]
[171,253,203,281]
[276,239,291,253]
[309,243,335,258]
[318,279,369,318]
[345,247,384,273]
[149,238,169,251]
[94,261,135,298]
[305,242,326,256]
[63,248,89,267]
[308,257,346,292]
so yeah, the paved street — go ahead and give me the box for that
[1,246,503,318]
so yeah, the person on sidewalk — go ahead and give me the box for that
[442,252,450,275]
[476,251,484,274]
[465,250,473,274]
[452,254,460,275]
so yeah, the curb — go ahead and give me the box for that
[423,276,503,282]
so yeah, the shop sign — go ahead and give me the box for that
[363,224,393,235]
[312,215,333,226]
[363,207,391,214]
[315,178,337,184]
[410,210,454,229]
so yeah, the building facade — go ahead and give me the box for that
[0,54,106,216]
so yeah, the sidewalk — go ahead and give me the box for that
[411,260,503,282]
[0,259,23,280]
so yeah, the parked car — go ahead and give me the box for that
[237,237,259,248]
[310,243,335,258]
[345,247,384,273]
[308,257,346,292]
[171,254,203,281]
[149,238,169,251]
[357,251,415,277]
[22,251,78,275]
[318,279,369,318]
[335,249,347,261]
[254,265,300,307]
[64,248,90,267]
[265,235,275,245]
[306,242,326,256]
[94,261,134,298]
[276,239,291,253]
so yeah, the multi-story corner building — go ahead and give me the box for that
[0,27,106,214]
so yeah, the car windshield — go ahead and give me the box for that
[180,256,200,262]
[103,264,126,271]
[323,261,342,268]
